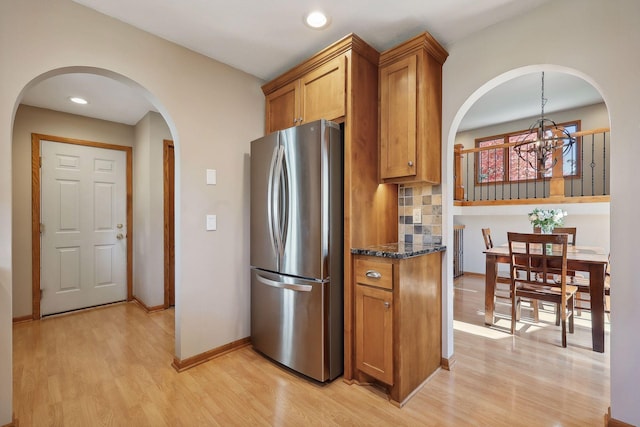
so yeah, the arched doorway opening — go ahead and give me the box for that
[442,64,611,417]
[10,66,179,353]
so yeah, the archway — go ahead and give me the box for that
[441,64,611,411]
[10,66,180,356]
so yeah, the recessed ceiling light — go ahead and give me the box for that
[305,11,329,29]
[69,96,88,105]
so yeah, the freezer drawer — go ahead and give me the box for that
[251,268,331,382]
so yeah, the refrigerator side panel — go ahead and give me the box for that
[250,269,328,381]
[250,132,280,272]
[279,122,326,279]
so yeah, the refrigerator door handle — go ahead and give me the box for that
[256,274,313,292]
[280,148,289,251]
[267,144,280,264]
[273,145,285,259]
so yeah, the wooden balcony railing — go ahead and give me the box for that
[454,128,610,205]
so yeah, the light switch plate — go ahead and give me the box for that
[206,214,217,231]
[413,208,422,224]
[206,169,217,185]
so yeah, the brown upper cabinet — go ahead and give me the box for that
[264,54,346,133]
[379,32,448,184]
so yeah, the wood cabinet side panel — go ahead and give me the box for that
[346,53,398,249]
[392,252,442,403]
[343,50,398,381]
[416,52,442,184]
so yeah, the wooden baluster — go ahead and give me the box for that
[454,143,465,200]
[549,128,566,198]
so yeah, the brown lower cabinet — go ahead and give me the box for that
[353,252,442,407]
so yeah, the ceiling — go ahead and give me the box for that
[19,0,603,129]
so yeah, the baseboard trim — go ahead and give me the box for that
[12,315,32,324]
[132,297,165,313]
[1,413,18,427]
[171,337,251,372]
[605,407,636,427]
[459,271,485,278]
[441,354,456,371]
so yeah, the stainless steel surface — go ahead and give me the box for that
[251,269,328,381]
[250,131,279,273]
[279,123,325,280]
[250,119,343,382]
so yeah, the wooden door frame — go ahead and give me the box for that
[163,139,175,308]
[31,133,133,320]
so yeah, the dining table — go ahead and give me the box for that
[484,242,609,352]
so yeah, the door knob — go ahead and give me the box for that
[116,233,124,240]
[117,224,124,229]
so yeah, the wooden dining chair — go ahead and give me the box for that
[534,226,585,317]
[482,228,538,322]
[507,232,577,347]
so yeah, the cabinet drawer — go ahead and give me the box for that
[355,258,394,290]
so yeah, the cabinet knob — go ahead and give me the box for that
[408,161,414,167]
[365,270,382,279]
[384,301,391,309]
[293,118,298,124]
[299,117,303,123]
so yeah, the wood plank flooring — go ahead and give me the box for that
[13,275,609,426]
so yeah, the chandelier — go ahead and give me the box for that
[513,72,576,174]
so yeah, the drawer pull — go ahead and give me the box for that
[365,270,382,279]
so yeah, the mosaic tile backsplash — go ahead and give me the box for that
[398,184,443,245]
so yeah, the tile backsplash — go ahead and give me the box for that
[398,184,442,245]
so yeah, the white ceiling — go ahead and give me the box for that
[21,73,157,126]
[458,72,603,131]
[19,0,603,129]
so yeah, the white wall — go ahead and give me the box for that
[457,102,609,149]
[133,111,171,308]
[0,0,264,424]
[11,105,135,318]
[442,0,640,423]
[454,203,610,274]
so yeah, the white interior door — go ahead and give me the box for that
[40,140,127,316]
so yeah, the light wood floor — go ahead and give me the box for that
[13,275,610,426]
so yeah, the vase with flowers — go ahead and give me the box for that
[528,208,568,234]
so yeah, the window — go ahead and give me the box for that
[475,121,581,184]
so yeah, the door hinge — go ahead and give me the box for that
[39,157,42,168]
[40,223,45,234]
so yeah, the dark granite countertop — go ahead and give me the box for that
[351,242,446,259]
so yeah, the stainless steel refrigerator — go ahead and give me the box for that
[250,119,343,382]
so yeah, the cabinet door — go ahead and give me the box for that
[299,55,346,125]
[355,284,394,385]
[265,80,299,133]
[379,54,417,180]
